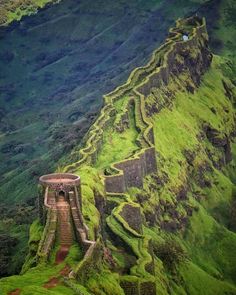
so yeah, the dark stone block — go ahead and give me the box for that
[120,204,143,234]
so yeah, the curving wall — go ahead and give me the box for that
[37,16,213,291]
[64,16,211,201]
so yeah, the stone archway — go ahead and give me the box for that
[58,190,68,203]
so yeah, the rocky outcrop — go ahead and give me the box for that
[205,125,232,164]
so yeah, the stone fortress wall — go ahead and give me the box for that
[64,16,211,198]
[38,16,212,294]
[37,187,57,262]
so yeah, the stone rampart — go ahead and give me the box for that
[60,16,211,288]
[73,239,102,283]
[105,147,156,193]
[36,187,57,262]
[120,278,156,295]
[69,192,94,253]
[65,17,210,197]
[137,17,210,97]
[114,99,134,133]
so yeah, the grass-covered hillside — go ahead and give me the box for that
[0,0,60,26]
[0,0,224,276]
[0,0,214,205]
[209,0,236,75]
[1,15,235,295]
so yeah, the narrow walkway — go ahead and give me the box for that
[55,196,73,264]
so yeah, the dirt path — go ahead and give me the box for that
[56,245,70,264]
[43,264,71,289]
[43,277,60,289]
[8,289,21,295]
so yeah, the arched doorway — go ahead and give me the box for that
[57,190,66,202]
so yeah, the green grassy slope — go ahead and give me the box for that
[0,3,236,295]
[0,0,60,25]
[211,0,236,76]
[1,0,235,278]
[2,39,235,295]
[145,56,236,294]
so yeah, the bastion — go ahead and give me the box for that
[36,172,92,263]
[38,173,81,223]
[39,173,80,193]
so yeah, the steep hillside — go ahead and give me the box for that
[0,0,60,25]
[0,0,222,275]
[0,0,206,205]
[1,16,235,295]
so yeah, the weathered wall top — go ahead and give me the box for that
[39,173,80,192]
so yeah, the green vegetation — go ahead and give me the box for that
[0,0,60,25]
[0,264,74,295]
[153,238,188,272]
[1,4,236,295]
[2,0,233,278]
[95,104,138,170]
[212,0,236,79]
[21,219,43,273]
[152,56,235,188]
[0,242,84,295]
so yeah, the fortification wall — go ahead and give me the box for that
[65,104,115,172]
[73,240,102,283]
[38,185,45,224]
[103,16,210,193]
[107,202,156,293]
[60,16,212,286]
[120,278,156,295]
[37,187,57,262]
[115,99,133,133]
[65,17,210,197]
[105,147,156,193]
[137,18,211,98]
[103,16,211,290]
[69,191,95,253]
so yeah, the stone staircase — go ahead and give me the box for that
[56,196,73,264]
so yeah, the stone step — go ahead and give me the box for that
[56,199,73,248]
[54,199,74,264]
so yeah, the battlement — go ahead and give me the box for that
[39,173,80,192]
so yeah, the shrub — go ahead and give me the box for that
[153,238,188,271]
